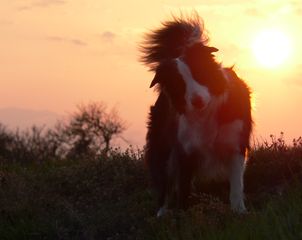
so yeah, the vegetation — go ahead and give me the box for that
[0,123,302,239]
[0,102,127,163]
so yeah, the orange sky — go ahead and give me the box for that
[1,0,302,147]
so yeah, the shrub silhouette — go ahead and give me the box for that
[0,102,127,162]
[63,102,127,159]
[0,124,13,161]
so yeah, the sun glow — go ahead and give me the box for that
[252,29,292,68]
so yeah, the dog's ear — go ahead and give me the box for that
[186,44,219,59]
[204,46,219,53]
[150,72,159,88]
[150,59,176,88]
[150,63,165,88]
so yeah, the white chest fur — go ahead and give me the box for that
[177,94,244,178]
[174,58,245,180]
[178,111,243,153]
[177,91,239,150]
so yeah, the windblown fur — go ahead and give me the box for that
[140,15,208,72]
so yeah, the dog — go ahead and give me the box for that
[141,14,252,217]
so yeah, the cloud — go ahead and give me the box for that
[100,31,116,43]
[32,0,66,7]
[46,36,87,47]
[289,0,302,15]
[245,8,265,17]
[46,36,64,42]
[0,19,13,25]
[69,38,87,46]
[17,0,66,11]
[244,2,302,17]
[295,8,302,15]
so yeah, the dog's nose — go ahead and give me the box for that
[191,95,204,109]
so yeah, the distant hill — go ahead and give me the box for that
[0,107,61,129]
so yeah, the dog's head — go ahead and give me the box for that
[184,43,227,96]
[150,44,226,114]
[150,60,211,114]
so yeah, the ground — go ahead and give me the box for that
[0,141,301,240]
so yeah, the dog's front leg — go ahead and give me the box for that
[229,153,247,213]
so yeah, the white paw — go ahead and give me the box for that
[231,201,247,214]
[156,206,168,217]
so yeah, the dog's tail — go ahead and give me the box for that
[140,13,208,71]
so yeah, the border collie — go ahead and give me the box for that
[140,15,252,217]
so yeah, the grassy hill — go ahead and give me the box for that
[0,138,302,240]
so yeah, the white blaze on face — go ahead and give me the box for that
[176,58,211,111]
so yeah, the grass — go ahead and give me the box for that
[0,140,302,240]
[146,185,302,240]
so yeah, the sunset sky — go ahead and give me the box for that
[1,0,302,147]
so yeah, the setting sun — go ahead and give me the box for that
[252,29,292,68]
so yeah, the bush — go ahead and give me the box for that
[63,102,127,159]
[245,133,302,194]
[0,124,13,161]
[0,143,301,240]
[0,102,127,163]
[0,147,151,240]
